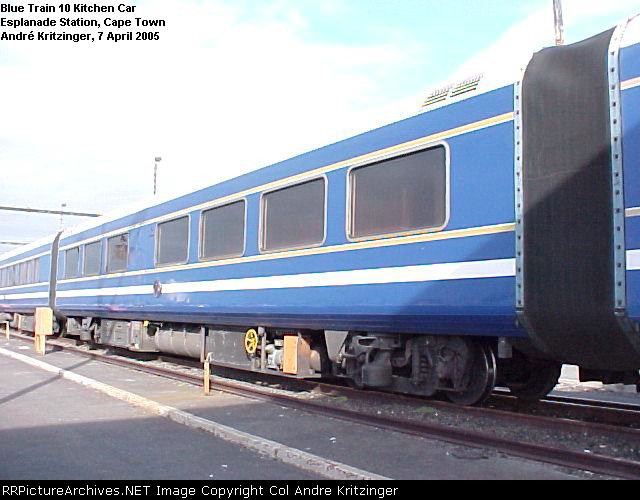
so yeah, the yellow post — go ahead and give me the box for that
[204,359,210,395]
[203,353,213,396]
[34,335,45,355]
[34,307,54,356]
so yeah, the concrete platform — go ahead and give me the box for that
[0,338,588,480]
[0,354,321,480]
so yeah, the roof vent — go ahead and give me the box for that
[423,85,452,107]
[422,74,483,109]
[450,75,482,97]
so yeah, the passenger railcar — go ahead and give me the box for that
[2,17,640,405]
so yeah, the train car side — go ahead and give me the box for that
[3,18,640,404]
[0,84,520,405]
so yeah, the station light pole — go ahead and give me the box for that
[154,156,162,196]
[59,203,67,230]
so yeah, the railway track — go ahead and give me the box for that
[6,331,640,480]
[544,394,640,413]
[489,390,640,428]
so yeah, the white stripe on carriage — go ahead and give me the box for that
[0,223,516,291]
[0,291,48,301]
[0,258,516,301]
[627,249,640,271]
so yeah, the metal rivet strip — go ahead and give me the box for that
[609,20,630,315]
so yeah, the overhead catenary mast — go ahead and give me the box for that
[553,0,565,46]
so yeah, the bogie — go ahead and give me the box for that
[337,334,497,406]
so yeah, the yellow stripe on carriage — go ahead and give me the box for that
[622,76,640,91]
[53,222,516,286]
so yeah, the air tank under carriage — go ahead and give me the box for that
[2,17,640,405]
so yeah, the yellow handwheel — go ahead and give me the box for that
[244,329,259,356]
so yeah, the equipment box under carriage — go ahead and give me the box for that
[95,320,158,353]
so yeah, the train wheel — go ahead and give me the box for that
[506,361,561,401]
[446,343,497,406]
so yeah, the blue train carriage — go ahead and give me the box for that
[1,15,640,405]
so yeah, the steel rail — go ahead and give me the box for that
[543,394,640,412]
[493,387,640,412]
[489,390,640,428]
[7,332,640,480]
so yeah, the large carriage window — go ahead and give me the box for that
[349,146,447,239]
[19,262,28,285]
[261,178,325,252]
[156,217,189,266]
[84,241,102,276]
[33,259,40,283]
[201,201,245,261]
[26,260,34,283]
[64,247,80,279]
[107,234,129,273]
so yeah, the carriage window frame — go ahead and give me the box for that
[259,176,328,254]
[199,199,247,262]
[106,233,130,274]
[64,246,81,279]
[83,240,103,277]
[346,142,451,242]
[155,215,191,268]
